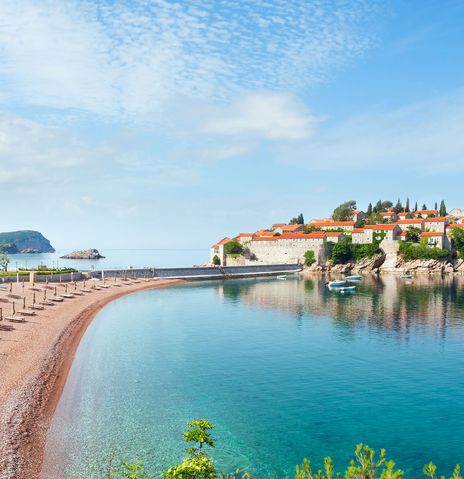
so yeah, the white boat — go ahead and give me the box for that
[329,285,357,293]
[328,280,347,288]
[276,275,287,280]
[346,275,362,282]
[401,274,413,279]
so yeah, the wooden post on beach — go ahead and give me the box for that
[23,297,26,310]
[9,282,12,293]
[0,307,3,321]
[12,302,15,316]
[33,292,36,305]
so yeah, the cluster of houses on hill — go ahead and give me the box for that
[210,208,464,266]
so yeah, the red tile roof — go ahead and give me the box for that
[447,224,464,229]
[211,237,230,248]
[396,219,424,224]
[255,230,277,237]
[272,223,286,228]
[380,212,395,216]
[311,221,355,227]
[365,224,398,230]
[415,209,438,215]
[352,228,365,233]
[252,232,326,241]
[236,233,253,238]
[424,217,447,222]
[421,232,444,237]
[325,232,344,237]
[281,224,303,232]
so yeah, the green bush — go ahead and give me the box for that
[331,243,381,264]
[304,250,316,266]
[212,255,220,265]
[450,228,464,258]
[224,240,243,255]
[399,240,449,261]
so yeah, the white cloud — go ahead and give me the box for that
[0,0,379,121]
[284,91,464,172]
[202,92,319,141]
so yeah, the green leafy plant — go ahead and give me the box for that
[398,240,449,261]
[224,241,243,255]
[111,462,151,478]
[332,201,356,221]
[405,226,421,243]
[164,419,217,479]
[304,250,316,266]
[212,255,221,265]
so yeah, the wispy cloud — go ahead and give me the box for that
[283,91,464,172]
[0,0,380,121]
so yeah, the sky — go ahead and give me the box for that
[1,0,464,250]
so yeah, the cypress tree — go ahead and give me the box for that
[439,200,447,217]
[393,198,402,213]
[367,203,373,215]
[414,201,418,212]
[434,201,438,210]
[374,200,382,213]
[422,203,427,210]
[405,197,410,212]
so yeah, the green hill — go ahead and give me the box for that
[0,230,55,253]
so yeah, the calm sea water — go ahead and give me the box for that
[6,249,208,270]
[40,275,464,478]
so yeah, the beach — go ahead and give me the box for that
[0,277,183,479]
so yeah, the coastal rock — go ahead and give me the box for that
[305,263,327,272]
[395,258,453,274]
[352,253,386,272]
[60,249,105,260]
[329,263,353,273]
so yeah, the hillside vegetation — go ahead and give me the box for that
[0,230,55,253]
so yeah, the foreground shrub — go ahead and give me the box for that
[115,419,461,479]
[331,243,381,264]
[304,250,316,266]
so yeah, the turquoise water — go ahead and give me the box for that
[40,276,464,478]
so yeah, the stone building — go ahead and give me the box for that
[424,217,447,233]
[364,224,401,241]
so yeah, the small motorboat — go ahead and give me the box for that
[276,275,287,280]
[346,275,362,282]
[400,274,413,279]
[329,285,356,293]
[328,280,347,288]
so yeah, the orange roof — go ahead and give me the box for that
[211,237,230,248]
[365,224,398,230]
[254,230,277,237]
[421,232,444,237]
[447,224,464,229]
[272,223,286,228]
[399,231,407,236]
[281,224,303,232]
[280,232,326,239]
[352,228,365,233]
[311,221,355,227]
[236,233,253,237]
[325,232,344,237]
[396,219,424,224]
[352,210,362,214]
[424,217,447,222]
[415,209,438,215]
[380,212,395,216]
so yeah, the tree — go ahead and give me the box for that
[289,213,304,225]
[164,419,216,479]
[393,198,402,214]
[212,255,220,266]
[414,201,418,212]
[224,241,243,255]
[303,225,322,234]
[405,226,421,243]
[422,203,427,210]
[367,203,373,215]
[373,200,382,213]
[381,200,393,211]
[332,200,356,221]
[450,228,464,258]
[304,250,316,266]
[434,201,438,210]
[405,197,410,212]
[0,254,9,272]
[439,200,447,217]
[112,463,151,478]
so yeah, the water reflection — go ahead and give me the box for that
[216,274,464,338]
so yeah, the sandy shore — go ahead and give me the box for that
[0,277,184,479]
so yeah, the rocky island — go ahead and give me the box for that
[60,249,105,259]
[0,230,55,253]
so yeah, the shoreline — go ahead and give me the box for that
[0,278,184,479]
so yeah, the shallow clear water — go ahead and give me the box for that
[41,275,464,478]
[6,248,207,271]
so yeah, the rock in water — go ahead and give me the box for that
[60,249,105,259]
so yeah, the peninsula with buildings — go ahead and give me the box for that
[210,200,464,274]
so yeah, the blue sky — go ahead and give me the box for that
[1,0,463,250]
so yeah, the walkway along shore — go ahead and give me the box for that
[0,277,184,479]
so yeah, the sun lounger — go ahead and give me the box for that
[30,305,45,310]
[62,294,75,298]
[5,315,26,323]
[40,301,54,306]
[50,297,64,302]
[17,310,36,316]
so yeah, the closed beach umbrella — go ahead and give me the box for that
[54,286,57,296]
[9,282,12,293]
[23,297,26,309]
[33,292,36,305]
[0,307,3,321]
[12,302,15,316]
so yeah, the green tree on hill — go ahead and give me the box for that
[414,201,418,212]
[434,201,438,210]
[332,200,356,221]
[439,200,447,217]
[289,213,304,225]
[224,240,243,255]
[405,226,421,243]
[450,228,464,258]
[304,250,316,266]
[367,203,373,215]
[393,198,402,214]
[422,203,427,210]
[405,197,410,212]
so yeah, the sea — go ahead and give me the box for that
[40,274,464,478]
